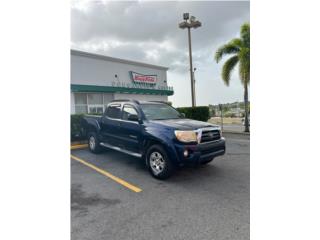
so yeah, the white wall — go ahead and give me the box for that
[71,54,168,88]
[114,93,168,102]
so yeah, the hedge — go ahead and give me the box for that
[71,114,86,141]
[176,106,210,122]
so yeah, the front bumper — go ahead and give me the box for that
[174,138,226,165]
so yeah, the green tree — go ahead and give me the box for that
[215,23,250,132]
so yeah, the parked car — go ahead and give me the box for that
[81,100,226,179]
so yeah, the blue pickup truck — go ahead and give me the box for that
[82,100,225,179]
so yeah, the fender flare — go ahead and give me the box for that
[142,133,179,165]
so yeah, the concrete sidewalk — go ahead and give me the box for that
[222,125,250,135]
[208,118,250,135]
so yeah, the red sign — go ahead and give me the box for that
[130,71,157,84]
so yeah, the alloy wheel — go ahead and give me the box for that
[150,151,165,174]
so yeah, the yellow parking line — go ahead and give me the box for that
[71,144,88,150]
[70,154,142,193]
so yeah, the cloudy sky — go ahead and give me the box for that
[71,0,250,107]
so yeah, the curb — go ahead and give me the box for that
[71,140,87,146]
[71,143,88,150]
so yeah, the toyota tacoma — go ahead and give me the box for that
[81,100,226,179]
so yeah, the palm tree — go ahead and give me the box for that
[215,23,250,132]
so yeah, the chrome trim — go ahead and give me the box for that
[94,119,101,130]
[129,135,138,139]
[100,142,142,158]
[196,127,222,144]
[194,129,202,144]
[200,127,221,132]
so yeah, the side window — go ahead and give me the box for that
[122,105,138,120]
[106,104,122,119]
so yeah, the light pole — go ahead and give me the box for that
[193,67,197,106]
[179,13,201,107]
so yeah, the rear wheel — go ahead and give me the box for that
[88,132,102,153]
[146,144,175,180]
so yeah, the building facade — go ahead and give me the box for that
[71,50,174,114]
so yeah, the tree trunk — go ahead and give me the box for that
[244,83,250,132]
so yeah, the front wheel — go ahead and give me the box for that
[146,144,175,180]
[88,132,102,153]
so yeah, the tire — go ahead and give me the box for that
[146,144,175,180]
[200,158,214,165]
[88,132,102,153]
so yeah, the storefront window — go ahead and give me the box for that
[74,93,88,114]
[74,93,87,105]
[103,93,114,104]
[103,93,114,112]
[88,93,103,105]
[75,105,88,114]
[87,94,103,114]
[88,105,104,114]
[73,93,114,114]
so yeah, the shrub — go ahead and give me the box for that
[71,114,86,141]
[176,106,210,122]
[223,112,240,118]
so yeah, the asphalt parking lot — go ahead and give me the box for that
[71,133,250,240]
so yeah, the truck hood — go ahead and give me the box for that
[149,118,219,130]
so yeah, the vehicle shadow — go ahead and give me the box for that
[96,148,227,183]
[73,147,230,185]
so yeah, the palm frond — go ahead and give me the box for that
[228,38,243,48]
[221,55,239,86]
[214,41,240,63]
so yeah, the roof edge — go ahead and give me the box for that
[71,49,169,71]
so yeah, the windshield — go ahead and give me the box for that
[140,103,182,120]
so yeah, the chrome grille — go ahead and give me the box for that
[200,129,221,143]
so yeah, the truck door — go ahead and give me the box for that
[100,103,123,147]
[120,104,143,154]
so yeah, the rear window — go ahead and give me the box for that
[106,104,121,119]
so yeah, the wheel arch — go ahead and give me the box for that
[142,136,179,166]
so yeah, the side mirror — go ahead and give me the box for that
[128,114,139,122]
[180,113,186,118]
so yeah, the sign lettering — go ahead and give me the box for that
[129,71,157,84]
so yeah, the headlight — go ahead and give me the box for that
[174,130,197,143]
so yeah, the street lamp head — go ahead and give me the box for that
[179,21,188,29]
[190,16,196,22]
[183,13,189,20]
[191,20,202,29]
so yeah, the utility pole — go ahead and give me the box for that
[188,27,195,106]
[219,104,223,131]
[192,67,197,106]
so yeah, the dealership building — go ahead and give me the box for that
[71,49,174,114]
